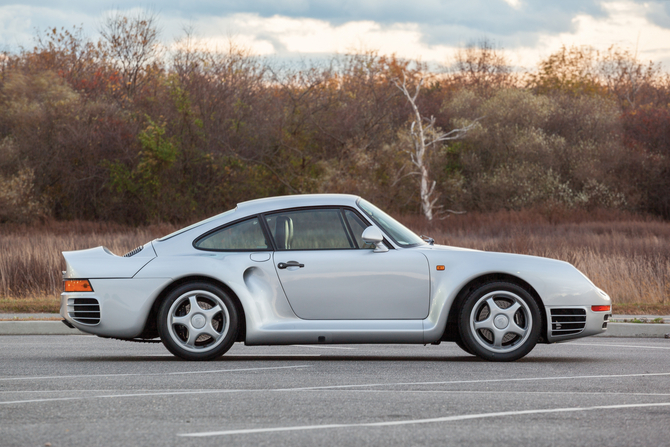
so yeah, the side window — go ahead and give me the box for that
[266,208,355,250]
[344,209,375,249]
[195,217,269,250]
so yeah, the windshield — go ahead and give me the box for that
[357,199,425,247]
[158,209,236,242]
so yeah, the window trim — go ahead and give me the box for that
[263,205,388,252]
[192,216,273,252]
[192,205,396,252]
[356,198,424,248]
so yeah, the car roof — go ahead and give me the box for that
[236,193,361,215]
[154,194,363,247]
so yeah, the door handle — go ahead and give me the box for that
[278,261,305,269]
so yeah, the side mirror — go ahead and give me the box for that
[362,227,389,253]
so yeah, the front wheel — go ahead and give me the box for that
[458,282,541,362]
[158,282,239,361]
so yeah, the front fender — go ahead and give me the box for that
[419,246,606,342]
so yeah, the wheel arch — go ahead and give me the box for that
[441,272,547,343]
[141,275,247,343]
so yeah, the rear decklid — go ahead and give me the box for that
[62,244,156,279]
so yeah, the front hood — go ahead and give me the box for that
[62,244,156,279]
[424,244,480,253]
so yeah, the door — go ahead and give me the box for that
[266,208,430,320]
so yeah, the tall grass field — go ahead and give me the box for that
[1,210,668,314]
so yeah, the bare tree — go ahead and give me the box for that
[451,38,513,93]
[393,71,480,220]
[598,45,658,108]
[99,11,162,97]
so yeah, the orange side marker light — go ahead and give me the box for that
[436,265,445,271]
[591,305,611,312]
[64,280,94,292]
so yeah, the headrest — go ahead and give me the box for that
[274,216,293,250]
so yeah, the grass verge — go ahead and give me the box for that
[0,297,60,313]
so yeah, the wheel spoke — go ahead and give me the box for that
[491,328,505,348]
[505,301,521,316]
[486,297,501,312]
[203,304,222,320]
[201,323,221,339]
[188,295,201,313]
[508,320,529,338]
[185,327,200,347]
[172,314,189,327]
[474,317,494,332]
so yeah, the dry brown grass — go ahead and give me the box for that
[1,210,669,314]
[0,220,177,311]
[0,296,62,313]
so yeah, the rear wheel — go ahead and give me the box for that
[454,338,474,355]
[158,282,238,361]
[458,282,541,362]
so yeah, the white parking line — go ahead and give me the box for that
[303,389,670,397]
[5,389,670,398]
[291,345,357,350]
[567,342,670,350]
[227,354,322,357]
[0,389,264,405]
[0,365,311,382]
[2,371,670,406]
[178,402,670,437]
[276,371,670,391]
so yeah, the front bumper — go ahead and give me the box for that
[545,305,610,343]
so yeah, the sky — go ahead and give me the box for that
[2,0,670,69]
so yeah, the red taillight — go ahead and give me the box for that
[591,305,611,312]
[64,280,94,292]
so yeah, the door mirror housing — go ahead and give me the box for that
[361,227,389,253]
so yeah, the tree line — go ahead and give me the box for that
[1,13,669,225]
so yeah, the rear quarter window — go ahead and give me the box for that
[195,217,269,251]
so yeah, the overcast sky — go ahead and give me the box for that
[2,0,670,69]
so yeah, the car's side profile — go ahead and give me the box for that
[61,194,611,361]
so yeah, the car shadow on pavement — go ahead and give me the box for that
[62,354,606,363]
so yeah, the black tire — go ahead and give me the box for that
[458,282,541,362]
[158,282,239,361]
[455,338,474,355]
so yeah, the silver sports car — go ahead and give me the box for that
[61,194,611,361]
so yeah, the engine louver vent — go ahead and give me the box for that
[123,246,144,257]
[551,308,586,337]
[68,298,100,325]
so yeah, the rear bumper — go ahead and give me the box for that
[60,278,172,338]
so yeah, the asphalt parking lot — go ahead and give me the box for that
[1,336,669,447]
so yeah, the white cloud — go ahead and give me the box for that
[178,2,670,69]
[174,13,455,61]
[3,1,670,70]
[503,0,522,9]
[0,5,95,50]
[526,1,670,67]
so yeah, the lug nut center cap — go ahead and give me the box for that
[494,314,509,329]
[191,314,206,329]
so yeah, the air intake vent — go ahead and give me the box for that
[551,308,586,337]
[123,246,143,257]
[68,298,100,325]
